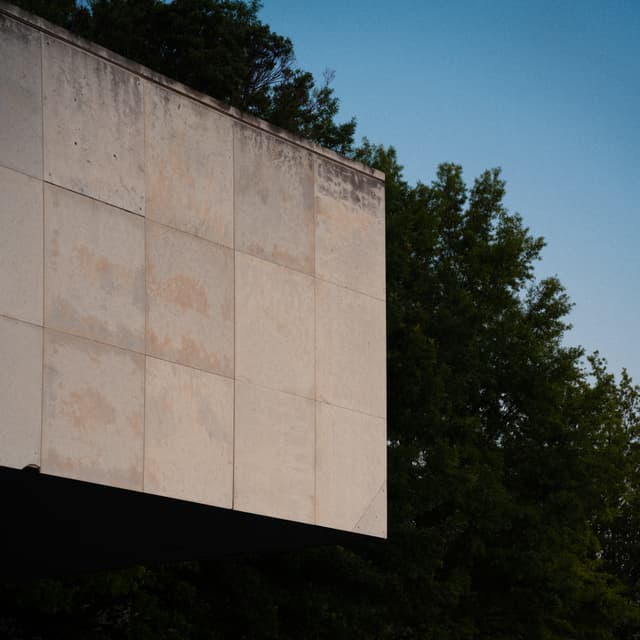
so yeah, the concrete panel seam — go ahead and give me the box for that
[0,312,43,331]
[234,246,325,284]
[144,345,236,383]
[142,81,147,490]
[232,123,237,510]
[41,180,145,220]
[41,326,148,360]
[38,325,237,384]
[39,28,45,469]
[313,154,318,525]
[144,218,232,261]
[233,375,316,406]
[352,479,386,531]
[316,398,387,425]
[314,273,386,304]
[0,162,40,184]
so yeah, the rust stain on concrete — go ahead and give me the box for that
[73,244,133,288]
[178,333,220,373]
[45,448,142,490]
[63,387,116,431]
[149,273,209,314]
[147,330,227,375]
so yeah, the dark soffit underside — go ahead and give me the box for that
[0,466,377,579]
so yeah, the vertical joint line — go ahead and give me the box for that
[313,156,318,525]
[39,31,46,469]
[141,78,147,492]
[231,123,237,510]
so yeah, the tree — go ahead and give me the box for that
[354,142,640,639]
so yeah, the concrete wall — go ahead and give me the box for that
[0,2,387,537]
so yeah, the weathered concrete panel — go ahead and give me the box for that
[316,159,386,300]
[43,38,144,214]
[0,14,42,178]
[144,356,234,507]
[0,2,387,539]
[234,381,315,523]
[316,280,387,418]
[234,125,315,274]
[316,402,386,537]
[44,184,145,352]
[0,166,43,325]
[0,316,42,469]
[42,330,144,490]
[235,252,314,399]
[145,82,234,247]
[146,222,234,377]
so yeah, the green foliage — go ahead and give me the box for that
[3,1,640,637]
[11,0,79,26]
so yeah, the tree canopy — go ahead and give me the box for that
[3,1,640,638]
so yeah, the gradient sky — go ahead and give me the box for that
[260,0,640,383]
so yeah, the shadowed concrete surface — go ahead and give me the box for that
[1,466,372,578]
[0,0,387,570]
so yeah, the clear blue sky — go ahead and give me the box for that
[260,0,640,383]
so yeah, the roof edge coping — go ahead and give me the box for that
[0,0,385,183]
